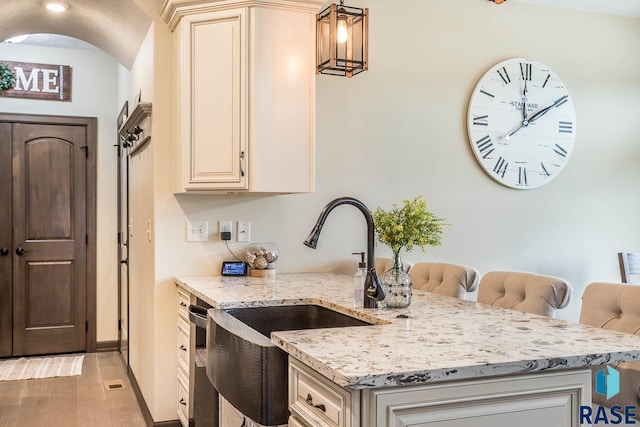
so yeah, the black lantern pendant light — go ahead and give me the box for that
[316,0,368,78]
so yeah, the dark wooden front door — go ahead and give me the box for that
[0,115,96,357]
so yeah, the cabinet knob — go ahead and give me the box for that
[16,247,26,256]
[0,248,8,256]
[179,345,187,352]
[179,398,186,406]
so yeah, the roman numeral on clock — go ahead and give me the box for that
[518,167,528,186]
[493,156,508,177]
[540,163,551,177]
[497,67,511,85]
[554,144,568,159]
[520,63,532,81]
[475,135,494,158]
[480,88,494,99]
[559,121,573,134]
[472,114,489,126]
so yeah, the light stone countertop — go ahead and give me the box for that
[174,273,640,389]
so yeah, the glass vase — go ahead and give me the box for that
[380,254,412,308]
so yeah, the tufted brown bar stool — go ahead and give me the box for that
[477,271,572,317]
[409,262,480,299]
[579,282,640,417]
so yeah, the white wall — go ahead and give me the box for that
[0,42,122,343]
[155,0,640,323]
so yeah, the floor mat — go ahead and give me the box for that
[0,354,84,381]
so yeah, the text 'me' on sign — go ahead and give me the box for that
[1,60,72,101]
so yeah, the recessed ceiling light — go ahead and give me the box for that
[4,34,29,43]
[45,1,69,13]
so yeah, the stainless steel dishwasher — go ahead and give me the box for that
[188,299,218,427]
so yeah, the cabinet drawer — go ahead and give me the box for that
[177,288,190,319]
[288,415,306,427]
[177,316,191,374]
[289,359,356,427]
[177,369,190,427]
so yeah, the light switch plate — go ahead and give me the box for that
[186,220,208,242]
[237,221,251,242]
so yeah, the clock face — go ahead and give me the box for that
[467,58,577,189]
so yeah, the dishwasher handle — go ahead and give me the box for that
[188,304,208,329]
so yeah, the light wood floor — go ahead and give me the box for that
[0,352,146,427]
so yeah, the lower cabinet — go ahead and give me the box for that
[289,358,358,427]
[220,395,288,427]
[288,358,591,427]
[220,395,248,426]
[176,288,195,427]
[287,416,306,427]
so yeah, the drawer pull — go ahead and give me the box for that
[179,398,187,406]
[180,302,187,307]
[179,345,187,352]
[305,393,326,412]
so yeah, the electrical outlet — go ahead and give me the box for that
[237,221,251,242]
[186,220,208,242]
[219,220,232,241]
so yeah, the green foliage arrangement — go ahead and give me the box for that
[0,63,16,92]
[372,195,447,260]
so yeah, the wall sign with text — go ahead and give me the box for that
[0,60,72,101]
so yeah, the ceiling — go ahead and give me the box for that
[0,0,638,69]
[0,0,151,69]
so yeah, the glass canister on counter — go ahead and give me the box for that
[245,242,279,277]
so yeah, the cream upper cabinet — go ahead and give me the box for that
[164,0,321,193]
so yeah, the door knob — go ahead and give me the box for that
[0,248,8,256]
[15,247,26,256]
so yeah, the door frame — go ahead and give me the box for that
[0,112,97,353]
[116,117,130,367]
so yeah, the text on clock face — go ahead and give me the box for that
[510,101,539,110]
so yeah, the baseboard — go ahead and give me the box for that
[154,421,183,427]
[95,340,119,352]
[125,357,183,427]
[126,360,155,426]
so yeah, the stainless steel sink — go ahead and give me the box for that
[206,304,374,426]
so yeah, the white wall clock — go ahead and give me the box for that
[467,58,577,189]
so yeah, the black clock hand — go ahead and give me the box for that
[504,122,525,141]
[505,94,568,141]
[522,80,529,123]
[505,82,529,141]
[527,95,568,123]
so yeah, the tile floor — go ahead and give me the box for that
[0,352,146,427]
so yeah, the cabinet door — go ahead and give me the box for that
[177,8,248,191]
[364,370,591,427]
[219,395,246,427]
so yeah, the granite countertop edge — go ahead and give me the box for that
[174,273,640,390]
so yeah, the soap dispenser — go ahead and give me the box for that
[352,252,366,307]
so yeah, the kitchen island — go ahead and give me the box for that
[175,273,640,426]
